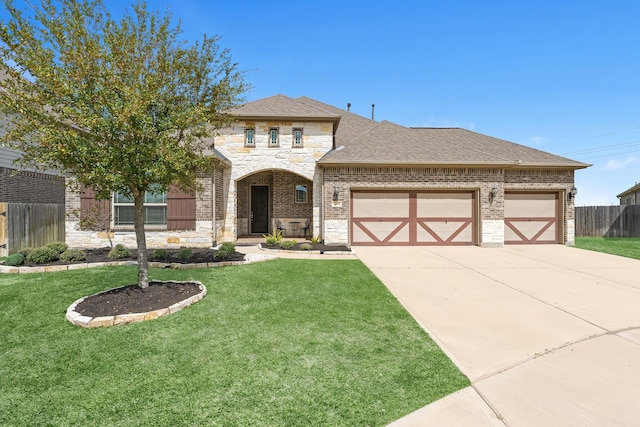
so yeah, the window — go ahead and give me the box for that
[295,184,308,203]
[269,127,279,147]
[292,128,303,147]
[244,127,255,146]
[114,184,167,226]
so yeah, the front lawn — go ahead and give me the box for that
[0,259,469,426]
[575,236,640,260]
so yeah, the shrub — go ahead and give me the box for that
[177,247,193,260]
[108,244,130,259]
[263,230,283,246]
[311,235,320,244]
[279,240,295,250]
[27,247,59,264]
[153,249,168,261]
[300,243,312,251]
[19,247,34,258]
[46,241,68,254]
[59,249,86,262]
[5,253,25,266]
[214,242,235,261]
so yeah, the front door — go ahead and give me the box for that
[250,185,269,234]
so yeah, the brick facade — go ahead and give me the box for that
[0,167,64,204]
[322,166,576,246]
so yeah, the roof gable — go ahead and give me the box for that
[228,94,340,122]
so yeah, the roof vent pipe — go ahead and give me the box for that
[371,104,375,120]
[347,102,351,112]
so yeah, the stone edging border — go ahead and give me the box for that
[258,243,353,255]
[0,253,276,274]
[66,280,207,328]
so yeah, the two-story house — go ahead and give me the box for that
[66,94,589,248]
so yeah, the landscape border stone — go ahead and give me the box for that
[0,253,275,274]
[66,280,207,328]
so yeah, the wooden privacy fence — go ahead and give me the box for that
[575,205,640,237]
[0,203,65,256]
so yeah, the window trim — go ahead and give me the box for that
[244,127,255,147]
[295,184,308,204]
[268,127,279,147]
[112,187,167,229]
[292,127,303,148]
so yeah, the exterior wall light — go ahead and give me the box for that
[489,186,498,201]
[568,186,578,201]
[333,185,340,201]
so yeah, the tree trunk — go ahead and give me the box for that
[134,192,150,289]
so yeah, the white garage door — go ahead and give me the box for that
[351,191,475,246]
[504,192,559,244]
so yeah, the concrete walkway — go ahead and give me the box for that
[352,245,640,427]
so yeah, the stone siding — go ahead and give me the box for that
[214,120,333,240]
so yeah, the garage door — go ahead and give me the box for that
[504,192,559,244]
[351,191,475,246]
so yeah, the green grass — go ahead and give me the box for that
[0,259,469,427]
[575,236,640,260]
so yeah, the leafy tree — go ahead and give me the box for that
[0,0,246,288]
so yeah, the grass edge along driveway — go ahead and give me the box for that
[575,236,640,261]
[0,259,469,427]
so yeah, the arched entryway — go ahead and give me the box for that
[237,170,313,237]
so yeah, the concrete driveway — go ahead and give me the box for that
[354,245,640,427]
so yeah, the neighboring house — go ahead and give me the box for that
[66,94,589,248]
[0,146,65,204]
[617,183,640,205]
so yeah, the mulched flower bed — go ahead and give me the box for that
[20,247,245,267]
[75,281,202,317]
[262,243,350,252]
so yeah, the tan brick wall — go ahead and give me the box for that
[322,166,576,245]
[236,170,312,236]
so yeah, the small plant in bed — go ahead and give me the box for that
[108,244,131,260]
[214,242,236,261]
[59,249,86,262]
[27,246,60,264]
[4,253,25,266]
[177,247,193,260]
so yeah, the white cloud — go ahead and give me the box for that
[603,156,638,170]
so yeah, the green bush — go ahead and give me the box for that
[214,242,236,260]
[279,240,295,250]
[59,249,86,262]
[177,247,193,260]
[263,230,283,246]
[46,241,68,254]
[5,253,25,266]
[27,247,59,264]
[108,244,130,259]
[311,235,320,244]
[19,247,33,258]
[153,249,168,261]
[300,243,312,251]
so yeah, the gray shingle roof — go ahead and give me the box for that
[228,94,340,122]
[617,182,640,198]
[230,95,589,169]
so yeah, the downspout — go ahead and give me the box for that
[212,161,217,247]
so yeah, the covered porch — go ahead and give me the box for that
[236,170,313,238]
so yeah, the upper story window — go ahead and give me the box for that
[113,184,167,226]
[292,128,303,147]
[269,127,279,147]
[244,127,255,147]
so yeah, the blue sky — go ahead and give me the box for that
[5,0,640,205]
